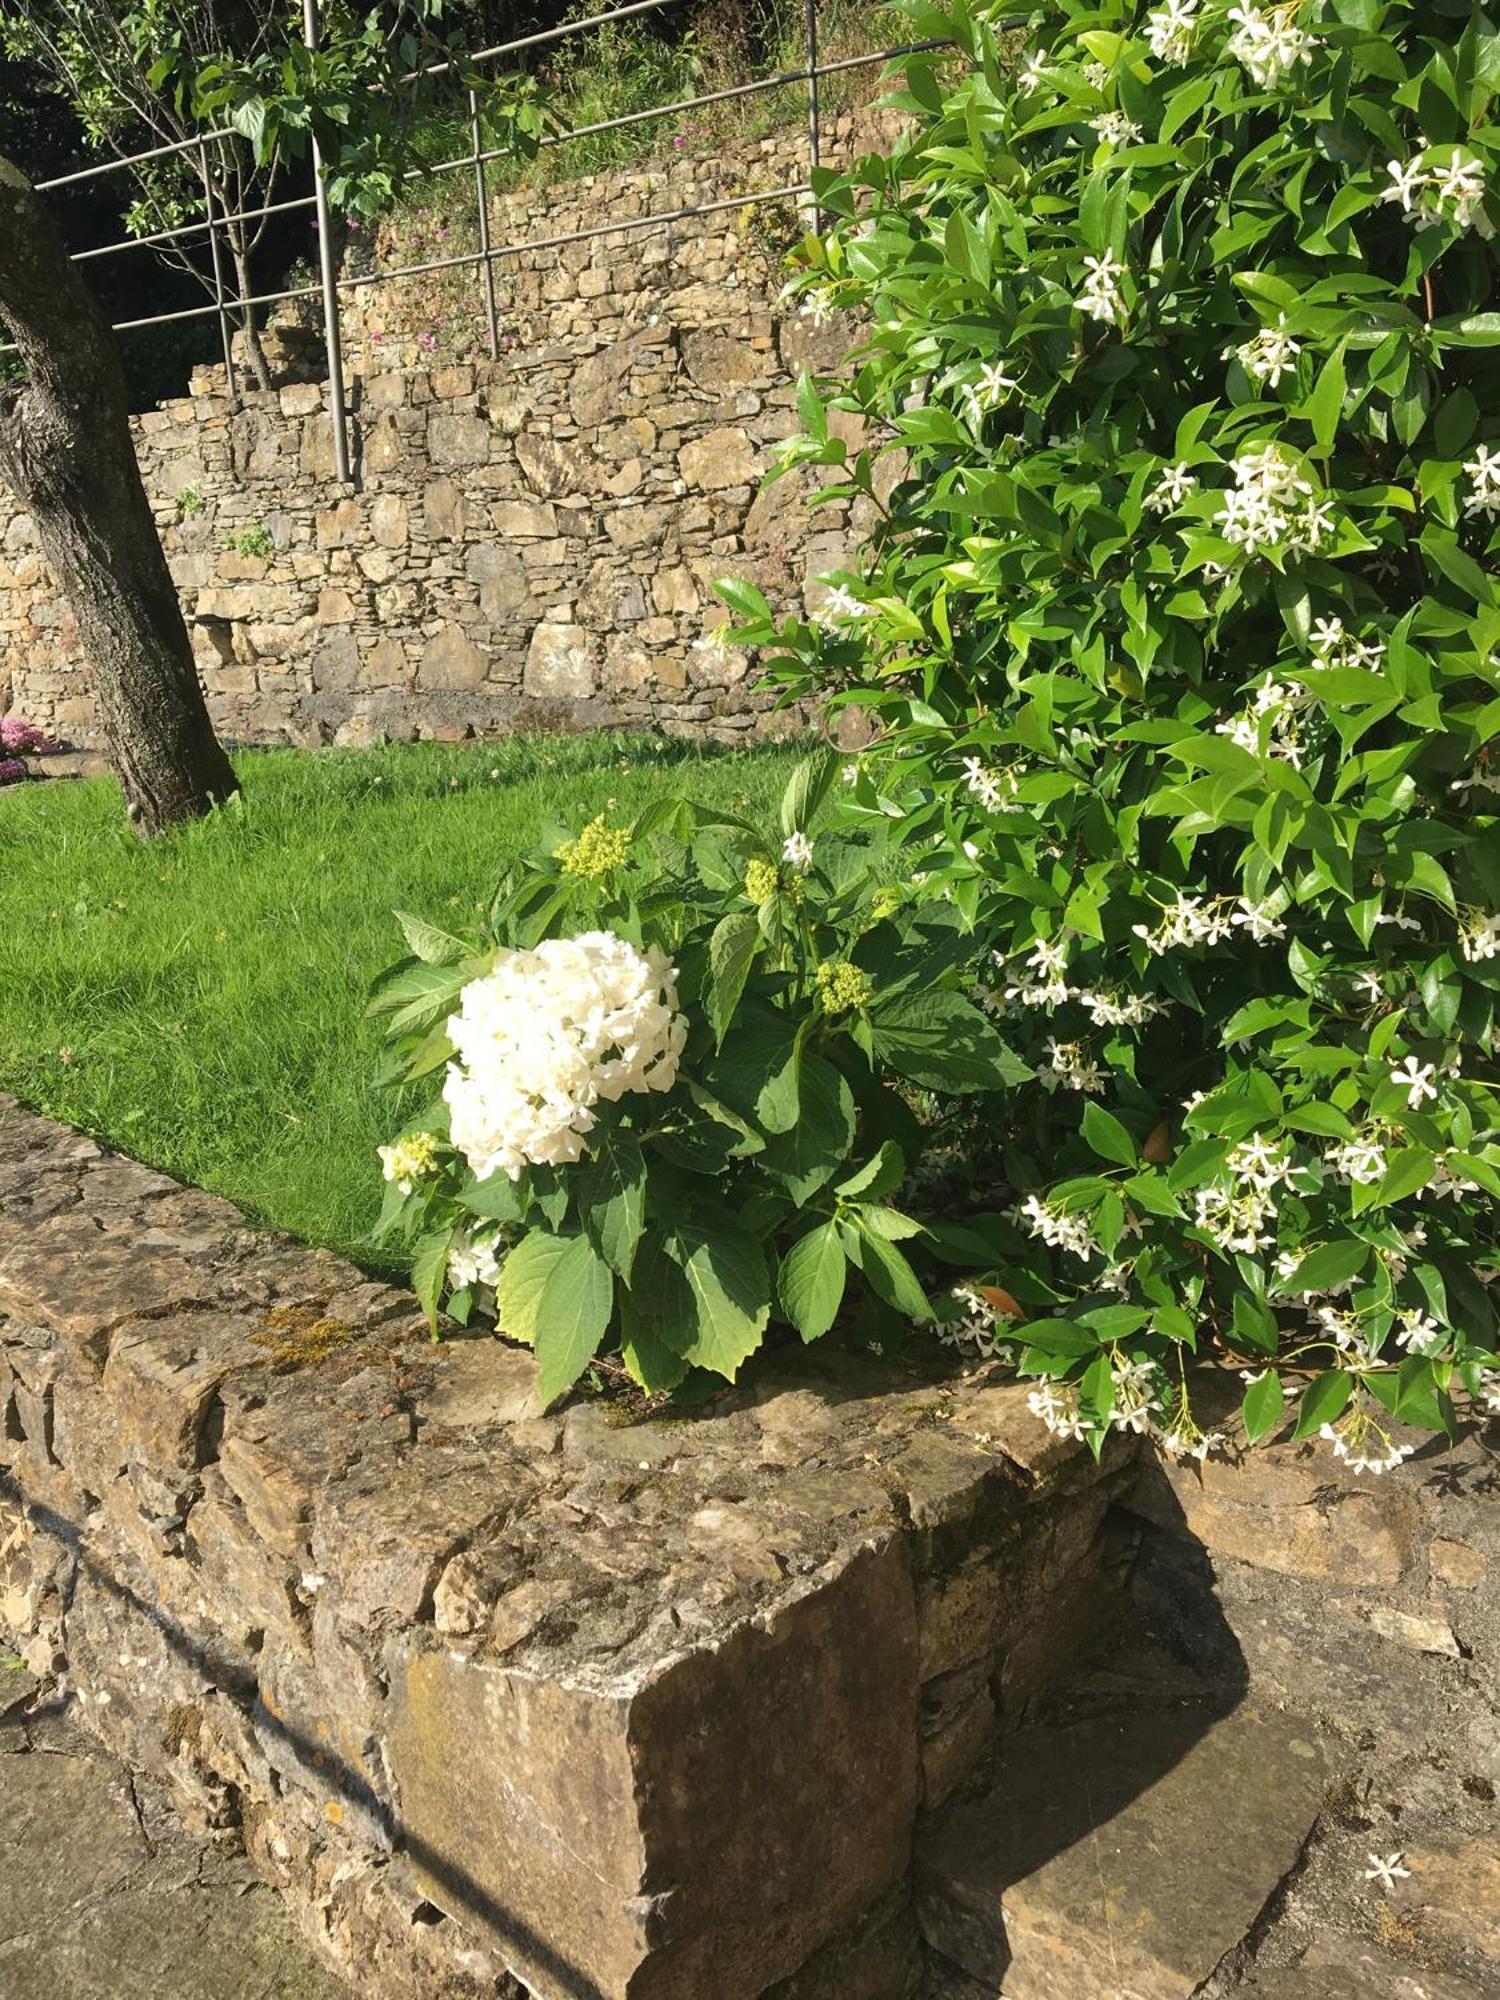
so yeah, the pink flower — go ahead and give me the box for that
[0,757,28,786]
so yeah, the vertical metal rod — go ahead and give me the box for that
[303,0,352,484]
[804,0,822,231]
[470,88,500,361]
[199,140,239,405]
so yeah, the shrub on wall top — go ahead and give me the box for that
[721,0,1500,1461]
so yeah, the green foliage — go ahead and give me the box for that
[0,734,798,1266]
[175,485,205,519]
[372,751,1024,1405]
[226,520,272,557]
[719,0,1500,1462]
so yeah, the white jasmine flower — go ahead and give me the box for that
[1026,936,1070,980]
[782,830,814,871]
[443,933,687,1182]
[1018,1193,1101,1261]
[1460,912,1500,963]
[962,755,1018,810]
[1394,1309,1445,1357]
[1390,1056,1438,1109]
[1145,462,1197,513]
[1091,109,1143,146]
[1364,1853,1411,1891]
[963,359,1020,427]
[1018,49,1049,91]
[1026,1381,1089,1441]
[1075,248,1127,325]
[1082,59,1111,89]
[1037,1038,1106,1094]
[1226,2,1317,88]
[1145,0,1198,63]
[1215,443,1316,559]
[1232,319,1302,387]
[814,582,874,628]
[1463,444,1500,520]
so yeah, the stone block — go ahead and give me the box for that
[417,627,488,692]
[422,477,465,541]
[677,426,762,491]
[428,412,492,469]
[918,1702,1331,2000]
[369,496,409,549]
[514,433,590,499]
[524,620,597,699]
[492,499,558,540]
[387,1536,919,2000]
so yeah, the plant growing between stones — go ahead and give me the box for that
[716,0,1500,1463]
[227,521,274,559]
[371,750,1032,1407]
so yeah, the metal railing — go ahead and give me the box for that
[9,1,941,487]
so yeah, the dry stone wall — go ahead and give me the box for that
[0,1094,1132,2000]
[0,114,900,753]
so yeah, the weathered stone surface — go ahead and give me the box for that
[389,1536,919,2000]
[677,425,761,491]
[0,1695,347,2000]
[918,1702,1331,1999]
[0,1096,1131,2000]
[523,619,596,698]
[417,626,488,691]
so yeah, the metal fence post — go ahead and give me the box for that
[198,140,239,405]
[302,0,352,484]
[804,0,822,231]
[470,89,501,361]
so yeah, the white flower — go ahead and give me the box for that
[1018,1192,1101,1261]
[1091,109,1143,146]
[1328,1136,1387,1186]
[448,1231,504,1291]
[1463,444,1500,520]
[1026,936,1070,980]
[1214,443,1317,559]
[1018,49,1049,92]
[1430,152,1487,231]
[1226,3,1317,88]
[963,360,1020,428]
[1232,320,1302,387]
[782,830,814,871]
[1365,1853,1411,1891]
[1145,462,1197,513]
[813,582,874,628]
[1394,1309,1445,1357]
[1026,1381,1089,1441]
[1390,1056,1437,1109]
[443,933,687,1182]
[1082,59,1111,89]
[962,755,1018,810]
[1145,0,1198,64]
[1075,248,1127,325]
[1037,1038,1106,1094]
[1380,156,1430,215]
[1460,912,1500,963]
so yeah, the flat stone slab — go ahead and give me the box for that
[918,1700,1331,2000]
[0,1687,346,2000]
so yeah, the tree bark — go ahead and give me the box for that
[0,156,239,836]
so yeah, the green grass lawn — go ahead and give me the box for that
[0,733,798,1269]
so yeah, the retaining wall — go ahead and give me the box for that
[0,115,899,753]
[0,1094,1129,2000]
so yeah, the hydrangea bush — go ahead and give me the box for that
[371,757,1028,1407]
[719,0,1500,1463]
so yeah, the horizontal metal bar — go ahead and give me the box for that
[0,178,813,355]
[28,0,683,193]
[34,125,239,194]
[413,0,681,86]
[70,191,319,264]
[410,37,942,186]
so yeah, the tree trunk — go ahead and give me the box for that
[0,157,238,837]
[229,237,275,391]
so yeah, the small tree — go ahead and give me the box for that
[0,157,238,835]
[1,2,545,389]
[726,0,1500,1463]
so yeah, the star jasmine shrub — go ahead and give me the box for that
[370,754,1029,1408]
[718,0,1500,1464]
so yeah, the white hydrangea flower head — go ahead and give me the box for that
[443,932,688,1182]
